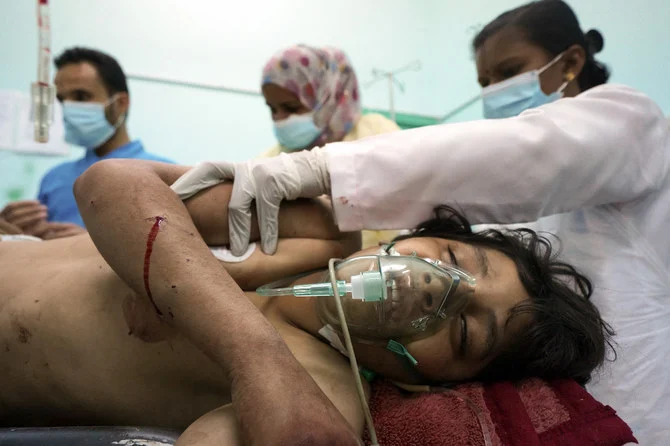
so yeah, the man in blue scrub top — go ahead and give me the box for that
[0,47,173,239]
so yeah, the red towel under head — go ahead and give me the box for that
[364,378,636,446]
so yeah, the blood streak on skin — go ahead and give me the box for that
[143,216,165,315]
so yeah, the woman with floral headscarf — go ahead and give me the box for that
[259,44,401,248]
[259,45,399,157]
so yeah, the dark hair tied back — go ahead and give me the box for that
[584,29,604,55]
[473,0,611,91]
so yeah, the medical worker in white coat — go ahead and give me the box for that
[171,1,669,443]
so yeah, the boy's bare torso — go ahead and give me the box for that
[0,235,354,429]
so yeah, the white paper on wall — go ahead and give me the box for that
[0,89,70,156]
[0,90,19,149]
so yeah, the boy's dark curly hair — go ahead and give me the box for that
[394,206,614,385]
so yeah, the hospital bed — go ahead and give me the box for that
[0,376,636,446]
[0,426,180,446]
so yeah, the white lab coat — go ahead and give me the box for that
[325,84,670,445]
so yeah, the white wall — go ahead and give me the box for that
[430,0,670,122]
[1,0,668,206]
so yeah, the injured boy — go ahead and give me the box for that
[0,160,612,445]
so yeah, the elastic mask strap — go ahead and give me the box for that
[381,242,396,255]
[386,340,418,366]
[359,367,377,383]
[103,94,118,108]
[555,79,570,94]
[537,52,571,96]
[537,52,565,76]
[104,94,126,129]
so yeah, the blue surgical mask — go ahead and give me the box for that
[273,113,322,151]
[482,53,569,119]
[63,96,125,149]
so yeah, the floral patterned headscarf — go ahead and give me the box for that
[262,44,361,145]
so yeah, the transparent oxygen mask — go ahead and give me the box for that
[257,252,476,343]
[255,248,477,446]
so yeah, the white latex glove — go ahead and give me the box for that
[170,149,330,255]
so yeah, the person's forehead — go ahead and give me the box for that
[478,247,530,306]
[415,237,470,252]
[262,83,301,103]
[429,237,525,293]
[475,27,537,71]
[54,62,105,94]
[394,237,464,253]
[475,248,532,351]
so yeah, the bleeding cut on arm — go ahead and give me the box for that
[72,159,361,446]
[123,160,360,289]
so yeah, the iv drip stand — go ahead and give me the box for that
[363,60,421,122]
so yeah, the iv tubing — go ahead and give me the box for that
[32,0,54,143]
[37,0,50,86]
[328,258,379,446]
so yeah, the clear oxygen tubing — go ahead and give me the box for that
[257,263,490,445]
[328,258,380,446]
[255,266,379,444]
[429,387,493,446]
[257,261,487,445]
[392,382,492,446]
[255,281,350,297]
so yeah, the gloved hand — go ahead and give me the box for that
[170,148,331,255]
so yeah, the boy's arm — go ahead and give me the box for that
[176,341,369,446]
[177,375,367,446]
[93,159,360,290]
[73,159,360,446]
[183,180,360,289]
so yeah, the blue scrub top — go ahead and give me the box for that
[37,140,175,227]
